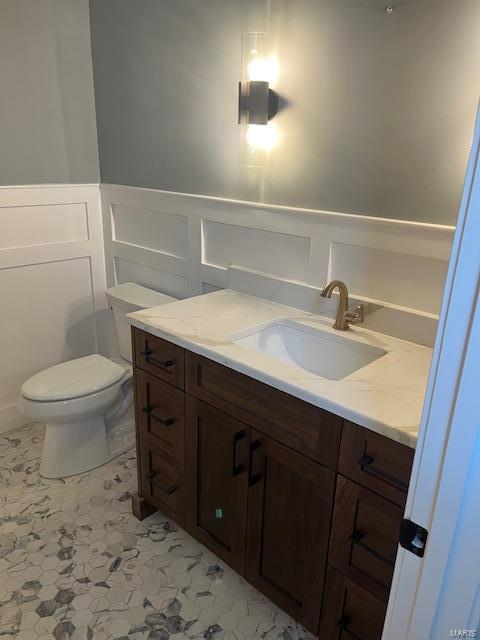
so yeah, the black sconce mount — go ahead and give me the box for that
[238,81,279,125]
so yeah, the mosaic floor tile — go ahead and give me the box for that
[0,423,316,640]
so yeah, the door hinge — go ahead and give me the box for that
[399,519,428,557]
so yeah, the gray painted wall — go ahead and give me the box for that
[0,0,99,185]
[90,0,480,224]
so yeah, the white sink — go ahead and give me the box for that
[231,320,386,380]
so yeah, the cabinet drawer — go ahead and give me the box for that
[339,421,414,507]
[185,351,342,468]
[320,567,387,640]
[133,328,184,389]
[135,369,185,462]
[139,440,185,524]
[330,476,403,600]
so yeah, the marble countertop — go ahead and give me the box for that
[128,289,432,448]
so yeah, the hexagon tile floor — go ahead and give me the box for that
[0,423,316,640]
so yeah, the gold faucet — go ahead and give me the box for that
[320,280,364,330]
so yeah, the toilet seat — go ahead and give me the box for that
[21,355,126,402]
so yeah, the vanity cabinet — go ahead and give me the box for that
[131,327,414,637]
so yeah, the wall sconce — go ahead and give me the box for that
[238,32,279,166]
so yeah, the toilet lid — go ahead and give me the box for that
[21,355,126,402]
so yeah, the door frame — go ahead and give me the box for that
[383,103,480,639]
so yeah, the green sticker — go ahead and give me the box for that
[215,508,223,519]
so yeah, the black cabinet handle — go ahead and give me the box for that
[350,530,394,567]
[145,471,175,495]
[141,349,174,372]
[338,616,364,640]
[358,453,408,491]
[142,405,175,427]
[248,440,263,487]
[232,431,246,477]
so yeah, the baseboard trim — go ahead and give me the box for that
[0,400,28,435]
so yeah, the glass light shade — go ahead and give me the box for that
[241,122,278,167]
[239,32,279,166]
[247,123,278,152]
[240,32,269,83]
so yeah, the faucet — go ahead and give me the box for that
[320,280,364,331]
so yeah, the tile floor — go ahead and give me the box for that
[0,423,315,640]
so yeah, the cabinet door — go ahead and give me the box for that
[185,397,250,574]
[246,430,335,634]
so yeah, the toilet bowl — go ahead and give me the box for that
[19,283,177,478]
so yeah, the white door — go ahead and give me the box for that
[383,105,480,639]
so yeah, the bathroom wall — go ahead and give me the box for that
[90,0,480,224]
[0,0,99,185]
[0,1,103,432]
[0,185,107,434]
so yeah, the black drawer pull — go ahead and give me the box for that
[142,405,175,426]
[358,453,408,491]
[338,616,364,640]
[141,349,174,372]
[350,530,394,567]
[248,440,263,487]
[232,431,246,477]
[145,471,175,495]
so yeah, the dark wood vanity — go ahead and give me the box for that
[131,327,414,638]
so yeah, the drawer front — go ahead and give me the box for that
[320,567,387,640]
[338,421,414,507]
[330,475,403,600]
[139,440,185,524]
[135,369,185,462]
[133,328,185,389]
[185,351,342,468]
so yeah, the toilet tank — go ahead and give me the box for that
[105,283,177,363]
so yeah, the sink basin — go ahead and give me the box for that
[231,320,386,380]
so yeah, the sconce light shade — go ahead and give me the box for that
[239,32,279,166]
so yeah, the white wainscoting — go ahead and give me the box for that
[0,184,107,434]
[101,184,454,346]
[1,182,454,433]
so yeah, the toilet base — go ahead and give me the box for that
[40,416,110,479]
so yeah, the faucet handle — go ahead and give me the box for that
[345,304,365,325]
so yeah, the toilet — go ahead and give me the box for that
[19,283,177,479]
